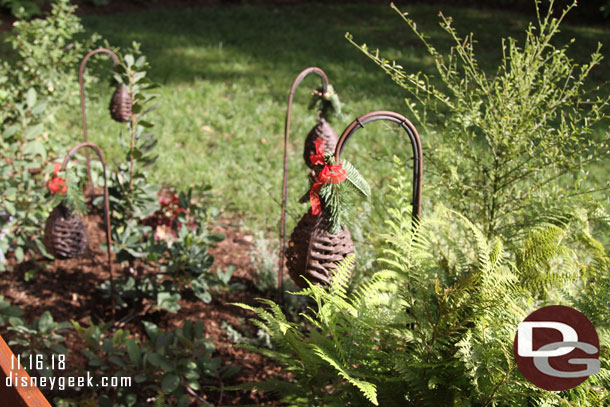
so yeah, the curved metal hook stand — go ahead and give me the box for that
[279,67,329,298]
[61,142,115,316]
[79,48,120,191]
[335,110,423,221]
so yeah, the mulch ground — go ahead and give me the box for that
[0,204,286,406]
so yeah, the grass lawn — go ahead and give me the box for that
[54,2,610,242]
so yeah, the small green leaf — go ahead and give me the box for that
[127,339,141,365]
[143,321,160,341]
[135,55,146,68]
[161,373,180,393]
[24,123,43,141]
[22,140,47,160]
[26,88,37,108]
[124,54,135,68]
[147,352,164,368]
[3,200,16,216]
[157,292,181,313]
[37,311,54,334]
[31,101,47,116]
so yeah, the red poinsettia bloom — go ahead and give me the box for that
[48,162,67,194]
[309,137,326,166]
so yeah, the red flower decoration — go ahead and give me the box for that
[318,164,347,184]
[309,137,326,166]
[309,181,324,215]
[308,163,347,215]
[48,162,67,194]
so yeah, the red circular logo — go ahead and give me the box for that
[513,305,599,391]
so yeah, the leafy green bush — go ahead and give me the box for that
[65,319,238,407]
[347,0,610,241]
[100,188,226,312]
[8,311,71,378]
[2,0,99,123]
[0,90,54,270]
[149,190,224,305]
[0,0,43,20]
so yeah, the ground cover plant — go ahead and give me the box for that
[0,0,609,406]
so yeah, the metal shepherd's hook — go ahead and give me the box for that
[61,142,115,317]
[335,110,423,221]
[279,67,329,301]
[79,48,120,192]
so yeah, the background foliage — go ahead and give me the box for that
[348,1,610,242]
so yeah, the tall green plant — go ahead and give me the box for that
[105,45,161,267]
[347,0,610,240]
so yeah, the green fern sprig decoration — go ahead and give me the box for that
[343,159,371,198]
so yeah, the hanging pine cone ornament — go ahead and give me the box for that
[43,162,89,259]
[44,203,88,259]
[109,84,132,123]
[303,118,338,168]
[286,210,354,288]
[286,138,370,288]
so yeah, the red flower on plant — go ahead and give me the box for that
[48,162,67,194]
[309,137,326,166]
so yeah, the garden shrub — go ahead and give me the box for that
[2,0,100,124]
[347,0,610,242]
[0,0,43,19]
[63,319,239,407]
[100,187,226,313]
[8,310,71,379]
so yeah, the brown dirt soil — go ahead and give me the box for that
[0,206,286,406]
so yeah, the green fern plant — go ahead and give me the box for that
[237,162,610,406]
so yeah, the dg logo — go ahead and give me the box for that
[513,305,600,391]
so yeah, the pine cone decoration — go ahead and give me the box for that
[286,210,354,288]
[303,118,338,168]
[109,84,132,123]
[43,203,88,259]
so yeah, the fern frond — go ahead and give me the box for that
[311,344,379,406]
[343,160,371,198]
